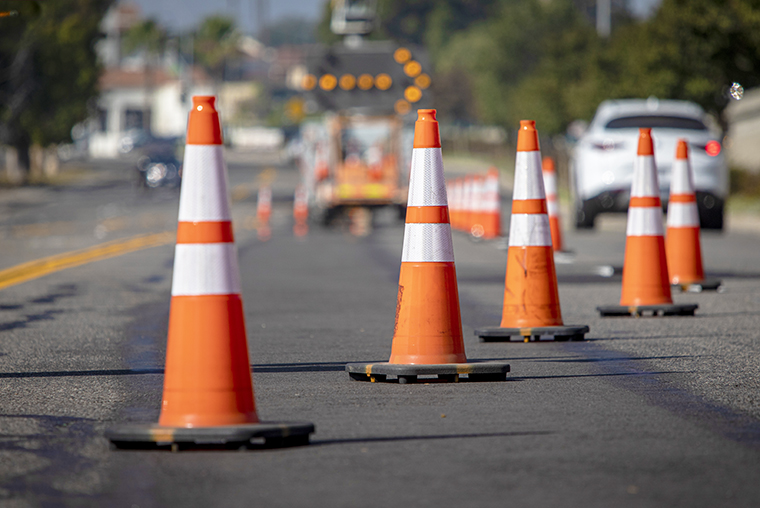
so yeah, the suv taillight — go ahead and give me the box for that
[693,140,721,156]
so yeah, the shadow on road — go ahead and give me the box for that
[252,361,364,373]
[311,430,553,447]
[511,370,685,382]
[0,368,163,379]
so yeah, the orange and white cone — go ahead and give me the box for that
[450,177,462,231]
[462,175,474,234]
[470,174,486,239]
[542,157,565,252]
[293,184,309,237]
[481,167,502,239]
[106,96,313,449]
[598,129,697,317]
[476,121,588,342]
[347,109,510,383]
[256,185,272,241]
[666,140,721,292]
[446,179,456,229]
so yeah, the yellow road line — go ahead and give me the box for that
[0,231,175,291]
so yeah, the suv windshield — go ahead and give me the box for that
[605,115,707,130]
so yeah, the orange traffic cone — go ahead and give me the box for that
[107,96,313,449]
[476,121,588,342]
[347,109,510,383]
[598,129,697,317]
[256,185,272,241]
[481,167,501,239]
[470,174,486,239]
[542,157,565,252]
[446,179,455,229]
[462,174,474,234]
[293,184,309,237]
[450,177,463,231]
[666,140,721,292]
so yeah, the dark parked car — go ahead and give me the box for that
[136,151,182,189]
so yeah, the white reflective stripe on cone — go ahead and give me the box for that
[667,203,700,227]
[486,193,500,212]
[408,148,448,207]
[626,207,665,236]
[631,156,660,197]
[513,151,546,200]
[258,187,272,209]
[546,196,559,216]
[472,179,484,213]
[178,145,232,222]
[670,159,695,194]
[401,223,455,262]
[508,214,552,247]
[485,176,500,211]
[172,243,242,296]
[544,172,558,199]
[463,181,472,214]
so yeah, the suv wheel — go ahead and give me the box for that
[575,200,597,229]
[697,192,724,230]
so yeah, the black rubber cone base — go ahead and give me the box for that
[346,361,510,384]
[597,303,698,317]
[672,278,722,293]
[476,325,589,343]
[106,422,314,451]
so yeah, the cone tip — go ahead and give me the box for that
[517,120,539,152]
[192,96,217,112]
[676,139,689,159]
[187,95,223,145]
[637,128,654,156]
[417,109,437,121]
[542,156,556,173]
[413,108,441,148]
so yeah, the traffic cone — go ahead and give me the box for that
[462,175,474,234]
[257,185,272,241]
[293,184,309,237]
[476,121,588,342]
[106,96,313,449]
[666,140,721,292]
[449,177,461,231]
[542,157,565,252]
[446,179,455,229]
[454,177,464,231]
[598,129,698,317]
[481,167,502,239]
[470,174,486,239]
[347,109,510,383]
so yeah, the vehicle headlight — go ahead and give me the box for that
[146,164,166,185]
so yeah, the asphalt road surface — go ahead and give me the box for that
[1,154,759,507]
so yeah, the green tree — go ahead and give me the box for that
[0,0,113,178]
[122,19,167,59]
[194,16,240,84]
[606,0,760,126]
[121,19,168,132]
[438,0,599,132]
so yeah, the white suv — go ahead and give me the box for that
[570,98,728,229]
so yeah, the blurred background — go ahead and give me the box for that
[1,0,759,221]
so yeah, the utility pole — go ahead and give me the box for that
[256,0,269,45]
[597,0,611,38]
